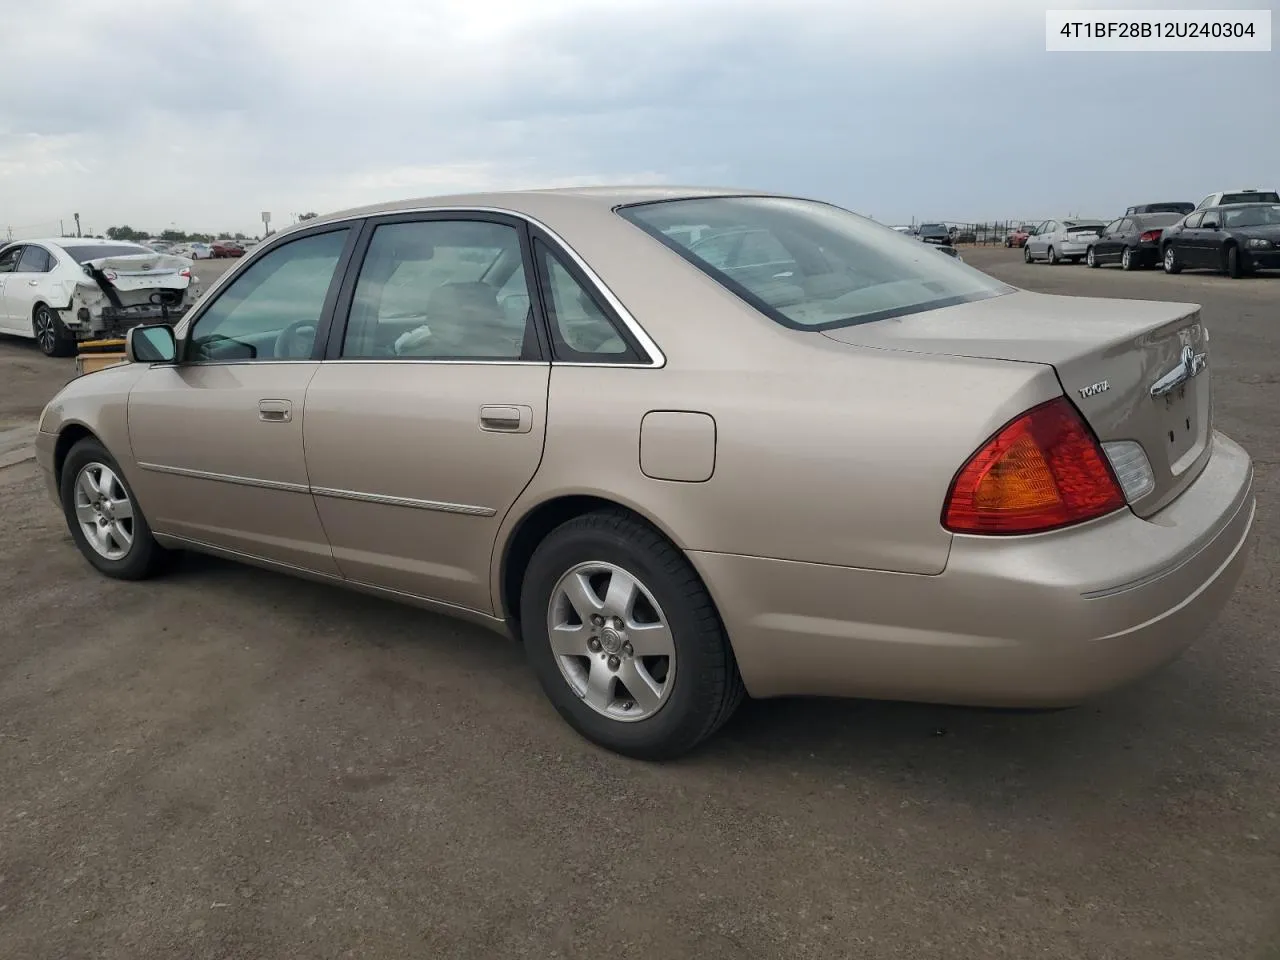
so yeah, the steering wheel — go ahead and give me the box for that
[273,320,317,359]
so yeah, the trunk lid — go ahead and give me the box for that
[84,253,192,292]
[821,290,1212,516]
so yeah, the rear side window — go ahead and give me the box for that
[618,196,1010,331]
[534,239,640,362]
[1184,212,1205,228]
[17,246,54,272]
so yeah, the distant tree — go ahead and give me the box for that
[298,211,319,221]
[106,225,147,241]
[160,229,186,241]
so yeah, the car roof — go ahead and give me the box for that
[297,185,778,231]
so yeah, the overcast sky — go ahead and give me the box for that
[1,0,1274,238]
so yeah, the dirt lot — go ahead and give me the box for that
[1,249,1277,960]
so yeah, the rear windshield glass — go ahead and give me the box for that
[1136,213,1183,228]
[1222,204,1280,228]
[1143,203,1193,214]
[918,223,947,232]
[1065,222,1103,232]
[60,244,153,263]
[618,196,1012,331]
[1221,192,1280,205]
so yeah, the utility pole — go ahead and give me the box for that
[60,219,65,236]
[74,213,82,238]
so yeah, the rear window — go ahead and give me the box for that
[1221,191,1280,205]
[618,196,1012,331]
[1065,222,1103,232]
[918,223,948,233]
[1136,213,1183,228]
[60,243,153,263]
[1143,203,1193,214]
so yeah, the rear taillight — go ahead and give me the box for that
[179,268,191,278]
[942,397,1126,535]
[1139,229,1163,243]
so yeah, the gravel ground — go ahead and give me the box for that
[0,247,1277,960]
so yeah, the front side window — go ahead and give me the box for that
[16,246,54,273]
[618,196,1011,331]
[189,228,349,362]
[534,240,635,360]
[1103,219,1123,236]
[341,219,533,360]
[1184,212,1205,229]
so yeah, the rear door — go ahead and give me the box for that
[126,224,359,572]
[0,245,22,330]
[302,212,552,614]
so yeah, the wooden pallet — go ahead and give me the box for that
[75,339,127,376]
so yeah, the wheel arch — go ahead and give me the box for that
[496,492,702,638]
[53,422,102,486]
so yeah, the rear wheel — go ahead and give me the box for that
[1163,245,1182,274]
[33,304,75,358]
[1047,246,1059,265]
[520,509,744,760]
[59,438,172,580]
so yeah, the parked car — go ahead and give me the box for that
[211,240,245,258]
[916,223,951,245]
[1124,202,1194,216]
[1004,224,1034,248]
[34,187,1254,759]
[1161,202,1280,277]
[0,237,197,356]
[1194,189,1279,211]
[1085,213,1183,270]
[1023,218,1106,264]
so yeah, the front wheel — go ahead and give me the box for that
[33,304,75,358]
[520,510,744,760]
[1226,245,1244,278]
[1163,245,1182,274]
[59,438,172,580]
[1121,247,1135,271]
[1023,244,1033,263]
[1086,247,1099,268]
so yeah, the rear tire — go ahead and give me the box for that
[520,509,744,760]
[1163,245,1182,274]
[33,304,75,358]
[59,438,172,581]
[1047,246,1059,265]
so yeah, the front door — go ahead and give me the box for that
[126,225,358,573]
[303,214,550,614]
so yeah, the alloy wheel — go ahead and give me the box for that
[72,462,135,561]
[546,561,676,722]
[33,307,58,355]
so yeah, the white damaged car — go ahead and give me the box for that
[0,237,201,357]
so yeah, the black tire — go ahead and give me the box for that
[1163,245,1182,274]
[1047,246,1059,265]
[520,509,745,760]
[1121,247,1135,271]
[1086,247,1099,268]
[1226,245,1243,278]
[1023,244,1033,263]
[33,304,75,358]
[59,437,172,581]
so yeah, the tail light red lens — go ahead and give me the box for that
[179,268,191,278]
[1139,229,1162,243]
[942,397,1126,535]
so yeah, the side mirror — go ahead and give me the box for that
[1203,220,1220,230]
[126,323,177,364]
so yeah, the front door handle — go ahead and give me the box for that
[258,399,292,423]
[479,404,533,434]
[28,280,39,286]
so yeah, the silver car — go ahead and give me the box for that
[1024,218,1106,265]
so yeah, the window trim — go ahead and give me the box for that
[176,223,361,366]
[529,234,646,365]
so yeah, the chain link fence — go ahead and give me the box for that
[886,220,1044,246]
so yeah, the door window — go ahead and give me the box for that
[188,228,350,362]
[0,246,24,274]
[16,246,54,273]
[534,240,637,361]
[341,219,535,360]
[1103,219,1123,236]
[1184,212,1205,229]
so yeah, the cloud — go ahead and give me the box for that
[0,0,1274,237]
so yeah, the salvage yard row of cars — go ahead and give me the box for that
[1012,187,1280,278]
[32,186,1255,759]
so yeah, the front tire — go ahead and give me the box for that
[1226,245,1243,278]
[520,510,744,760]
[60,438,172,580]
[1086,247,1099,268]
[1163,245,1182,274]
[1023,244,1033,263]
[1121,247,1135,271]
[33,304,75,358]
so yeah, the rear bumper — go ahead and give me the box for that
[693,431,1254,705]
[1059,240,1093,257]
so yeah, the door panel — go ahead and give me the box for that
[127,362,339,573]
[0,245,27,329]
[304,363,549,612]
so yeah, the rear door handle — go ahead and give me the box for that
[28,280,39,286]
[258,399,292,422]
[479,404,532,434]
